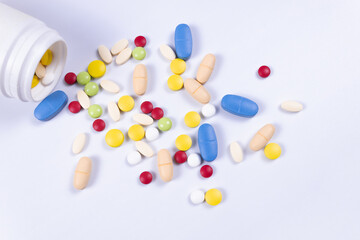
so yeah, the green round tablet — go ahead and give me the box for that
[84,82,99,96]
[132,47,146,60]
[77,71,91,85]
[158,117,172,131]
[88,104,103,118]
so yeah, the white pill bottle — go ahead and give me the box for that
[0,3,67,102]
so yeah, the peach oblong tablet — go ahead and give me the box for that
[196,53,215,84]
[157,149,173,182]
[184,78,211,104]
[73,157,92,190]
[133,64,147,96]
[98,45,112,64]
[249,124,275,151]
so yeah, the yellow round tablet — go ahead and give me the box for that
[170,58,186,75]
[175,134,192,151]
[128,124,145,141]
[105,129,124,147]
[167,74,183,91]
[31,75,39,89]
[118,95,135,112]
[40,49,53,66]
[264,143,282,160]
[88,60,106,78]
[184,111,201,128]
[205,188,222,206]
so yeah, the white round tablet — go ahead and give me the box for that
[190,190,205,204]
[145,127,159,141]
[127,150,142,165]
[187,153,202,167]
[201,103,216,118]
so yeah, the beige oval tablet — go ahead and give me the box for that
[115,47,132,65]
[72,133,86,154]
[133,113,153,126]
[111,39,129,55]
[73,157,92,190]
[230,141,243,163]
[184,78,211,104]
[281,101,303,112]
[157,149,173,182]
[107,101,121,122]
[160,44,176,61]
[135,141,154,158]
[100,80,120,93]
[98,45,113,64]
[77,90,90,109]
[35,62,46,79]
[249,124,275,151]
[133,64,147,96]
[196,53,216,84]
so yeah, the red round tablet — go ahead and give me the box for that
[200,165,213,178]
[174,151,187,164]
[64,72,77,85]
[139,171,153,184]
[258,66,271,78]
[141,101,153,114]
[68,101,81,113]
[93,119,106,132]
[134,36,146,47]
[151,107,164,120]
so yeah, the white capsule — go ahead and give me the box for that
[190,190,205,204]
[111,39,129,55]
[159,44,176,61]
[115,47,132,65]
[281,101,303,112]
[201,103,216,118]
[107,101,121,122]
[229,141,243,163]
[100,80,120,93]
[127,150,142,165]
[72,133,87,154]
[135,141,154,158]
[145,127,159,141]
[98,45,113,64]
[133,113,154,126]
[187,153,202,167]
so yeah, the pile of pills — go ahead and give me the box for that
[31,49,53,89]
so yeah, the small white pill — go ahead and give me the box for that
[115,47,132,65]
[190,190,205,204]
[159,44,176,61]
[111,39,129,55]
[133,113,154,126]
[201,103,216,118]
[135,141,154,158]
[77,90,90,109]
[145,127,159,141]
[127,150,142,165]
[281,101,303,112]
[100,80,120,93]
[187,153,202,167]
[72,133,86,154]
[98,45,113,64]
[107,101,121,122]
[230,141,243,163]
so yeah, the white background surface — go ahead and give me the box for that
[1,0,360,239]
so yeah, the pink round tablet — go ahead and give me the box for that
[93,119,106,132]
[68,101,81,113]
[258,66,271,78]
[134,36,146,47]
[140,171,153,184]
[200,165,213,178]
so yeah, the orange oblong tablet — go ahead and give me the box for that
[73,157,92,190]
[196,53,216,84]
[133,64,147,96]
[184,78,211,104]
[157,149,173,182]
[249,124,275,151]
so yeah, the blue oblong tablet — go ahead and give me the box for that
[198,123,218,162]
[34,90,68,121]
[175,23,192,61]
[221,94,259,117]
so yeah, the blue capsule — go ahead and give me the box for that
[198,123,218,162]
[221,94,258,117]
[34,90,68,121]
[175,23,192,61]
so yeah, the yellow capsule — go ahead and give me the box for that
[205,188,222,206]
[31,75,40,89]
[170,58,186,75]
[167,74,183,91]
[128,124,145,141]
[117,95,135,112]
[175,134,192,151]
[105,129,124,147]
[88,60,106,78]
[264,143,281,159]
[40,49,53,66]
[184,111,201,128]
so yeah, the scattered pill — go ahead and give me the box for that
[157,149,173,182]
[34,90,68,121]
[133,64,147,96]
[77,90,91,109]
[134,36,146,47]
[170,58,186,75]
[127,150,142,165]
[158,117,172,131]
[205,188,222,206]
[135,141,154,157]
[200,165,213,178]
[159,44,176,61]
[221,94,258,117]
[84,82,99,97]
[139,171,152,184]
[145,127,159,141]
[133,113,154,126]
[88,104,103,118]
[167,75,183,91]
[174,151,187,164]
[151,107,164,120]
[97,45,112,64]
[118,95,135,112]
[100,79,120,93]
[184,111,201,128]
[93,119,106,132]
[141,101,153,114]
[73,157,92,190]
[264,143,281,159]
[64,72,77,85]
[72,133,86,154]
[108,101,121,122]
[132,47,146,60]
[111,39,129,55]
[35,62,46,79]
[128,124,145,141]
[187,153,202,167]
[68,101,81,113]
[249,124,275,151]
[40,49,53,66]
[229,141,243,163]
[201,103,216,118]
[258,65,271,78]
[175,23,192,60]
[196,53,216,84]
[105,129,124,147]
[31,75,39,89]
[190,190,205,204]
[198,123,218,162]
[88,60,106,78]
[175,134,192,151]
[41,74,54,86]
[281,101,303,112]
[184,78,211,104]
[76,71,91,85]
[115,47,132,65]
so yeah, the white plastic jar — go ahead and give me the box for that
[0,3,67,102]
